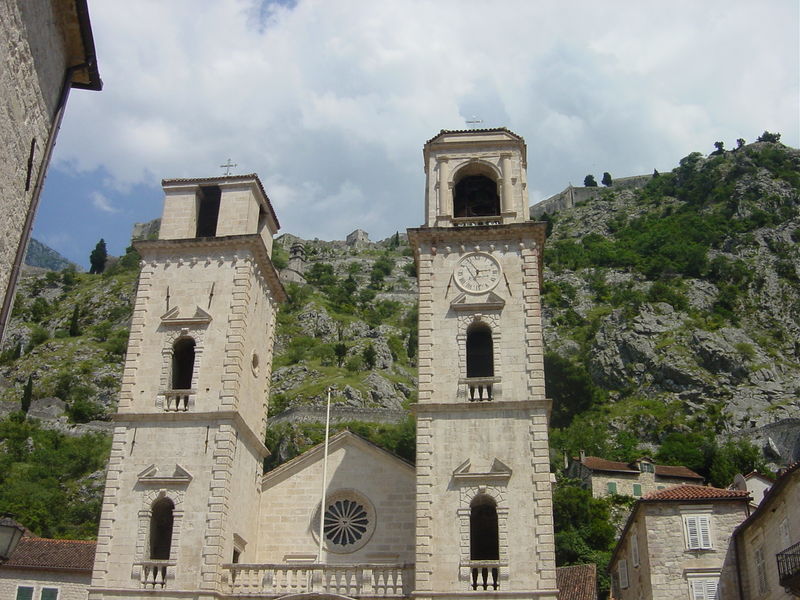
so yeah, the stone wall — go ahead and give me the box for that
[268,405,408,426]
[0,0,68,338]
[0,568,90,600]
[530,174,651,219]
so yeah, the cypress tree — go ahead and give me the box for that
[89,239,108,274]
[69,305,81,337]
[21,375,33,414]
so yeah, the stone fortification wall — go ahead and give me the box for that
[269,405,408,426]
[531,174,651,219]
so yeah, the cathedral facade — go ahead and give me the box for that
[87,129,577,600]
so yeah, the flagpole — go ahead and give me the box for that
[318,387,332,563]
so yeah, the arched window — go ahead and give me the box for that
[466,323,494,378]
[150,497,175,560]
[196,185,221,237]
[171,337,195,390]
[454,175,500,218]
[470,495,499,590]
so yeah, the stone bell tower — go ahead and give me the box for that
[90,174,285,599]
[408,129,558,600]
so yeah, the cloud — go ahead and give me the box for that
[91,192,119,214]
[45,0,798,245]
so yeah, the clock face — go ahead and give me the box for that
[455,253,502,294]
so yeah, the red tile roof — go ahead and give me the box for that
[578,456,702,480]
[557,564,597,600]
[642,484,750,501]
[2,536,96,572]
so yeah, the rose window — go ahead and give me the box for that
[313,490,376,553]
[324,499,369,546]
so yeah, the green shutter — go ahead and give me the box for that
[607,481,617,494]
[633,483,642,497]
[16,587,33,600]
[41,589,59,600]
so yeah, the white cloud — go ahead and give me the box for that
[91,191,119,214]
[47,0,799,243]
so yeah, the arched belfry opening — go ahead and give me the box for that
[454,174,500,218]
[150,497,175,560]
[466,323,494,378]
[470,494,499,590]
[171,337,196,390]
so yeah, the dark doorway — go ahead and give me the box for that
[454,175,500,217]
[466,324,494,378]
[196,185,221,237]
[150,497,175,560]
[172,337,195,389]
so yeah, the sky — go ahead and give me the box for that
[33,0,800,269]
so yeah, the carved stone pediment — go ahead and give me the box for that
[137,464,193,485]
[450,291,505,312]
[160,305,212,325]
[452,458,512,483]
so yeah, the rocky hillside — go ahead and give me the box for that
[0,136,797,540]
[541,139,800,473]
[24,238,78,271]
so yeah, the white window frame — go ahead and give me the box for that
[618,558,629,589]
[631,527,640,568]
[689,577,718,600]
[683,513,712,550]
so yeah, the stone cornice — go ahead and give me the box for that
[113,410,269,458]
[412,399,551,415]
[135,234,287,303]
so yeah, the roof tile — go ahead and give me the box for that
[557,564,597,600]
[3,536,96,572]
[579,456,702,479]
[643,484,750,501]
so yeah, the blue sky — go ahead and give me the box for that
[32,0,800,269]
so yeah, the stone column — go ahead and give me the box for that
[500,153,513,214]
[438,158,451,216]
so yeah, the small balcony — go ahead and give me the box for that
[458,377,500,402]
[135,560,174,589]
[452,216,503,228]
[160,389,194,412]
[777,540,800,595]
[224,563,412,598]
[460,560,506,591]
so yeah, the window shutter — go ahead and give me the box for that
[618,559,629,589]
[16,587,33,600]
[41,589,59,600]
[633,483,642,497]
[698,515,711,548]
[607,481,617,494]
[685,515,700,548]
[631,531,640,567]
[707,579,718,599]
[780,518,790,547]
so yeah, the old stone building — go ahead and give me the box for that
[609,485,751,600]
[0,0,101,341]
[567,455,703,499]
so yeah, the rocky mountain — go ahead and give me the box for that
[0,136,797,539]
[24,238,78,271]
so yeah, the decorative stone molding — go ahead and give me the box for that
[134,488,186,566]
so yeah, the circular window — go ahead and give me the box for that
[251,352,260,376]
[312,490,376,553]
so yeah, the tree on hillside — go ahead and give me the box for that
[712,141,725,155]
[757,131,781,143]
[601,172,612,187]
[21,375,33,414]
[89,239,108,274]
[68,305,81,337]
[334,343,347,367]
[652,169,659,178]
[583,174,598,187]
[362,343,377,369]
[736,138,746,150]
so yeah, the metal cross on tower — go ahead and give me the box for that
[220,158,237,176]
[465,116,483,128]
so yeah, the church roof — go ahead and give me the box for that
[2,536,96,573]
[556,564,597,600]
[424,127,524,146]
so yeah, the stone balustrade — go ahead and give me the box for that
[161,389,193,411]
[225,563,412,598]
[136,560,173,589]
[458,377,499,402]
[463,560,504,591]
[452,216,503,227]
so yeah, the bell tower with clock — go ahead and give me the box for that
[408,129,558,600]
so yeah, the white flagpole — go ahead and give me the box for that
[318,387,332,563]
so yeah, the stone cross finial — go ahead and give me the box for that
[220,158,237,176]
